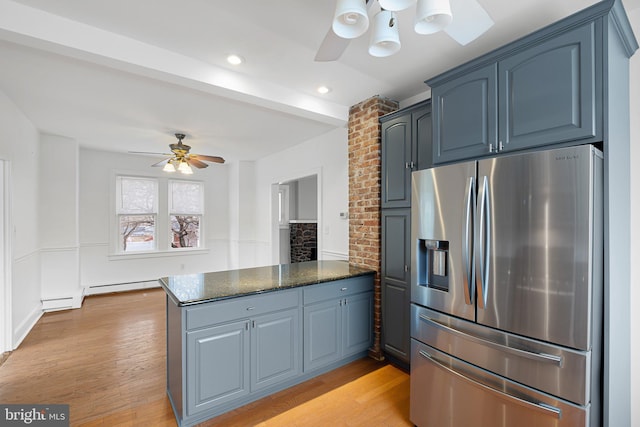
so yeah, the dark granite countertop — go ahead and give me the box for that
[159,260,375,306]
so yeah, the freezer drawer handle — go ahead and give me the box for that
[419,315,563,366]
[418,349,562,419]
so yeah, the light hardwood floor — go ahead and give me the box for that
[0,289,411,426]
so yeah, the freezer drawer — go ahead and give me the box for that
[411,304,594,406]
[410,339,591,427]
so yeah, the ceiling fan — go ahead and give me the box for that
[130,133,225,174]
[315,0,494,61]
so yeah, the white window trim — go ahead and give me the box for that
[278,185,290,229]
[110,173,208,257]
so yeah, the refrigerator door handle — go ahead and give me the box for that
[462,176,475,305]
[418,349,562,419]
[419,314,563,366]
[475,176,490,308]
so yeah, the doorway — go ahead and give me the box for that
[271,171,321,265]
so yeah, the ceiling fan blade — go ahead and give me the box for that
[191,154,225,164]
[151,158,172,167]
[187,158,209,169]
[445,0,494,46]
[315,28,351,62]
[129,150,172,156]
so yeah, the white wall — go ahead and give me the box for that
[0,90,42,349]
[296,175,318,220]
[78,148,231,289]
[255,127,349,263]
[39,134,81,309]
[628,6,639,426]
[228,161,261,269]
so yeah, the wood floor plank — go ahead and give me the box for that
[0,288,411,426]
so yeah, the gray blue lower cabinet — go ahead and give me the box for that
[303,277,374,371]
[166,274,374,427]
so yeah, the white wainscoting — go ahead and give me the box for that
[12,251,42,349]
[40,247,83,311]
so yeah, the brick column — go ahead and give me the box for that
[348,95,398,360]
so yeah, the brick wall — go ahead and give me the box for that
[289,222,317,263]
[348,95,398,360]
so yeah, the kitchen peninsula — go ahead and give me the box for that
[159,260,375,427]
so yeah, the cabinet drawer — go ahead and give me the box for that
[303,275,373,305]
[186,289,299,330]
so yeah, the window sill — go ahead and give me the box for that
[108,248,209,261]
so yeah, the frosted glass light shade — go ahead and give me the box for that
[414,0,452,35]
[163,162,176,172]
[333,0,369,39]
[368,10,401,57]
[378,0,416,11]
[178,161,193,174]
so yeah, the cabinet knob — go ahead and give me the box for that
[341,287,348,291]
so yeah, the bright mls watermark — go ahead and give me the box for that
[0,405,69,426]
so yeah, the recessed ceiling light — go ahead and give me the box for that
[226,54,244,65]
[317,86,331,94]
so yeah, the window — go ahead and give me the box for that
[169,180,204,249]
[116,176,158,252]
[114,176,205,254]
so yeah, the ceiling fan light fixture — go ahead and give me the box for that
[378,0,417,12]
[163,161,176,173]
[178,161,193,175]
[368,10,401,57]
[414,0,452,35]
[332,0,369,39]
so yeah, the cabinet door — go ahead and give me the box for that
[413,102,433,171]
[499,23,597,152]
[381,209,411,362]
[303,299,341,371]
[251,308,300,392]
[343,292,374,358]
[381,115,412,208]
[432,64,498,164]
[186,320,250,415]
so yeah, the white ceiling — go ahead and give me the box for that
[0,0,636,163]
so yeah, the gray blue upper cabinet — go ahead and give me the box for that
[432,64,497,163]
[428,0,636,165]
[381,100,432,208]
[499,23,597,152]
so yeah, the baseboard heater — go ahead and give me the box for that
[41,297,75,311]
[86,280,160,295]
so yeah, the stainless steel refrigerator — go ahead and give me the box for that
[410,144,603,427]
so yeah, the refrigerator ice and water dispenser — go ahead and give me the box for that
[417,239,449,291]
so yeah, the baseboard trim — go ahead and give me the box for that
[13,306,43,350]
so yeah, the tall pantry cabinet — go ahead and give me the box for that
[380,99,432,366]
